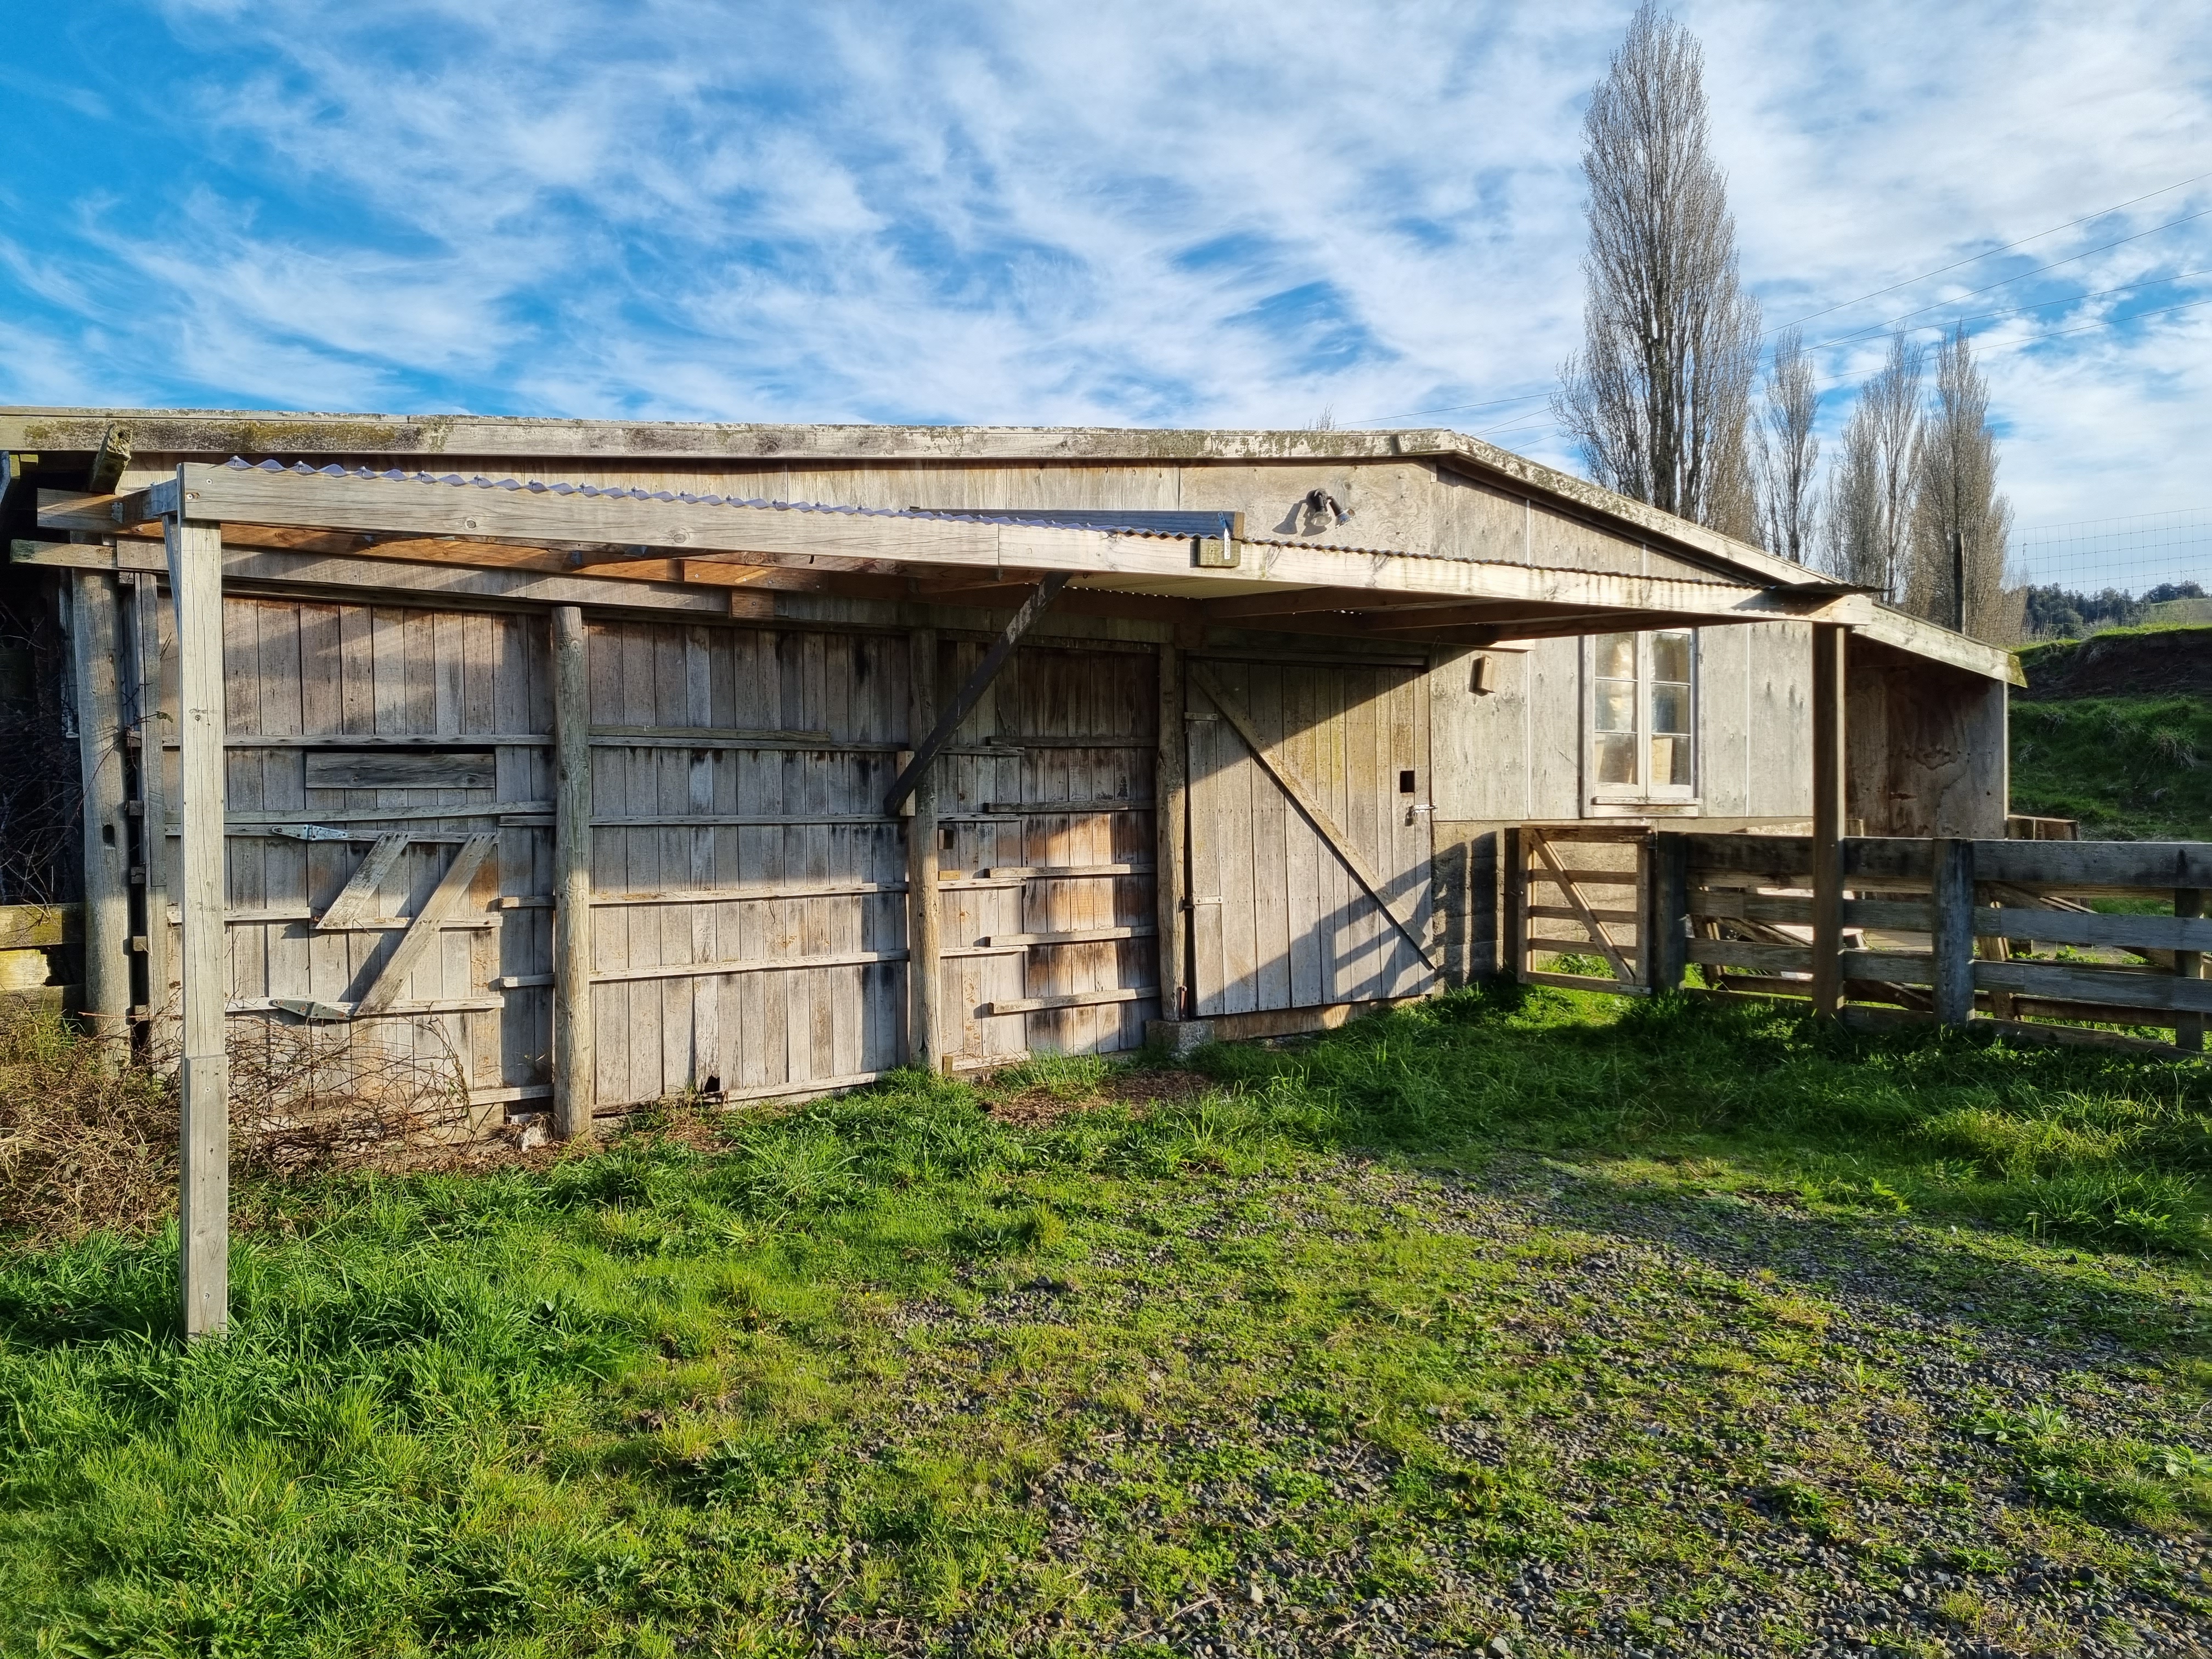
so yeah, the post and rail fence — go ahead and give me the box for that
[1507,827,2211,1057]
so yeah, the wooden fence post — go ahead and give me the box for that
[1809,623,1848,1017]
[1930,837,1976,1026]
[1154,642,1189,1019]
[1650,830,1689,993]
[906,628,942,1071]
[67,571,131,1051]
[2179,888,2204,1053]
[165,502,227,1339]
[1502,825,1525,984]
[551,606,595,1140]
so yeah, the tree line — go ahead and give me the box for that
[1551,4,2022,642]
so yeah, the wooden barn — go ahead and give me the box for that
[0,410,2020,1156]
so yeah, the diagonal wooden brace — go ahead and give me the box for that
[353,834,495,1015]
[315,833,413,932]
[882,572,1069,816]
[1187,660,1438,976]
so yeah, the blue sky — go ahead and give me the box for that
[1,0,2208,569]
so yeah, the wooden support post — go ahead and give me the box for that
[1502,825,1525,984]
[2177,888,2204,1053]
[67,571,130,1049]
[1650,830,1689,994]
[127,572,173,1029]
[1809,623,1848,1017]
[1930,837,1976,1026]
[1154,643,1189,1019]
[165,506,227,1339]
[906,628,943,1070]
[551,606,595,1139]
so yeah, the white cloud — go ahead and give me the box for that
[0,0,2205,552]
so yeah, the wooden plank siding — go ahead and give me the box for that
[1186,658,1434,1016]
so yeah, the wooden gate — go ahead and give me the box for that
[1506,825,1651,994]
[1183,657,1435,1018]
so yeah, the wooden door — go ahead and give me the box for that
[1184,657,1435,1017]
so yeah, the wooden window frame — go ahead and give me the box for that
[1582,628,1700,815]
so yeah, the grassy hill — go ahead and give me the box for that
[2012,625,2212,840]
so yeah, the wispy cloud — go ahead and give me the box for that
[0,0,2204,530]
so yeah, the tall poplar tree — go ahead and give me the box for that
[1554,3,1761,539]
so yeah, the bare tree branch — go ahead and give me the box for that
[1823,332,1922,601]
[1909,326,2019,641]
[1753,326,1820,563]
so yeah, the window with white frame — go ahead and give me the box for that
[1587,629,1696,805]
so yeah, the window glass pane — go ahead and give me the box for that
[1651,734,1692,786]
[1652,630,1692,685]
[1595,633,1636,680]
[1650,682,1691,737]
[1595,732,1637,785]
[1595,681,1636,733]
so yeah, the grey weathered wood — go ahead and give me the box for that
[1650,831,1689,992]
[1972,839,2212,890]
[353,835,494,1014]
[166,508,228,1339]
[1809,623,1846,1017]
[1188,659,1439,975]
[1503,825,1525,982]
[1529,833,1636,984]
[907,628,942,1070]
[1972,958,2212,1014]
[304,750,495,789]
[1688,938,1811,973]
[2174,888,2202,1053]
[126,574,174,1025]
[1972,906,2212,952]
[1929,838,1976,1026]
[551,606,594,1138]
[67,572,131,1045]
[314,834,413,932]
[984,926,1156,946]
[884,575,1068,815]
[984,985,1156,1015]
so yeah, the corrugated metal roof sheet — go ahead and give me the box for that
[219,456,1758,585]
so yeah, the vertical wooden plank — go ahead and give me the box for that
[166,506,227,1339]
[1649,831,1689,993]
[2176,889,2204,1053]
[68,573,131,1045]
[907,628,941,1070]
[1503,825,1526,984]
[128,573,175,1025]
[1809,624,1847,1018]
[552,606,595,1139]
[1930,838,1976,1026]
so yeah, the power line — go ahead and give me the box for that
[1769,170,2212,334]
[1810,292,2212,394]
[1807,205,2212,353]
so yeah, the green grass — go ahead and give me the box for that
[2010,693,2212,840]
[4,988,2211,1654]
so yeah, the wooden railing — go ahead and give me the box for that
[1509,830,2212,1057]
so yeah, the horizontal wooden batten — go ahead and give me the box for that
[304,751,495,790]
[1526,903,1642,926]
[496,946,910,989]
[1521,969,1646,996]
[979,801,1150,816]
[1974,959,2212,1014]
[1975,907,2212,952]
[1689,938,1809,973]
[982,924,1156,947]
[230,995,501,1018]
[951,862,1153,882]
[168,803,552,831]
[589,814,900,828]
[1839,1003,2189,1058]
[983,985,1159,1015]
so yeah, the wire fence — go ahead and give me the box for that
[2011,508,2212,633]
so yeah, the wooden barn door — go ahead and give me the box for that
[1184,657,1436,1018]
[934,641,1160,1063]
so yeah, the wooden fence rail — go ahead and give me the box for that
[1510,828,2212,1057]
